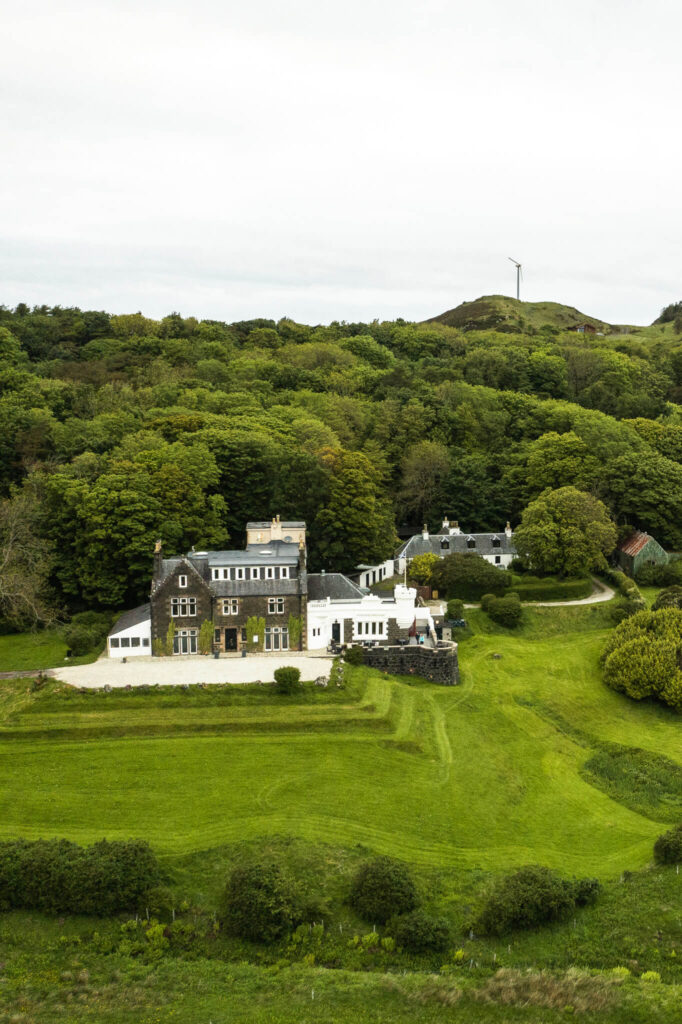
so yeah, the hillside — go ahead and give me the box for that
[426,294,613,333]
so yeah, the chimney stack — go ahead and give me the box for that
[505,521,513,538]
[450,520,461,536]
[153,539,163,577]
[442,517,450,530]
[422,523,429,540]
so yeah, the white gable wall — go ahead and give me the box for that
[108,617,152,657]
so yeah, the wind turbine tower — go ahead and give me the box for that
[508,257,522,301]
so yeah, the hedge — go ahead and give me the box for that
[510,578,592,603]
[0,838,161,915]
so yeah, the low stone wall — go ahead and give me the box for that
[361,643,459,686]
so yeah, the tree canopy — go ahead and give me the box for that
[512,487,617,578]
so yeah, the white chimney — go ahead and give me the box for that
[422,523,429,540]
[505,521,513,538]
[442,517,449,530]
[450,520,461,536]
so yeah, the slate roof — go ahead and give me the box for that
[397,532,516,560]
[307,573,368,602]
[212,579,303,598]
[109,603,150,636]
[618,530,653,557]
[190,541,300,566]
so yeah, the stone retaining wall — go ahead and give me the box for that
[361,643,458,686]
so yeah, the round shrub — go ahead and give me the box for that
[480,593,496,612]
[652,586,682,611]
[572,877,601,906]
[273,666,301,694]
[476,865,581,936]
[62,624,98,656]
[653,823,682,865]
[349,856,418,924]
[391,909,451,952]
[343,645,365,666]
[446,599,464,620]
[220,862,300,943]
[601,609,682,710]
[487,593,522,628]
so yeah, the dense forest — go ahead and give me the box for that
[2,298,682,623]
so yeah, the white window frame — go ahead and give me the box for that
[251,566,261,580]
[178,574,188,588]
[268,597,285,615]
[212,568,220,580]
[280,566,289,579]
[171,596,197,617]
[236,567,245,581]
[265,566,275,580]
[222,598,239,615]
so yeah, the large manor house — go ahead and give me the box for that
[107,516,517,657]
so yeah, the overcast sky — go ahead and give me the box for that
[2,0,681,326]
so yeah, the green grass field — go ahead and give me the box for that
[1,602,681,1021]
[0,630,102,672]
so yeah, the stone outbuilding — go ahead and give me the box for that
[617,529,668,577]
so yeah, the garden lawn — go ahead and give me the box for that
[0,630,102,672]
[0,605,679,878]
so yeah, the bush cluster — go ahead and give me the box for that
[635,561,682,587]
[348,856,418,924]
[652,586,682,611]
[430,553,512,601]
[446,599,465,620]
[273,666,301,693]
[601,608,682,709]
[476,865,601,935]
[389,909,451,952]
[653,823,682,864]
[220,862,301,943]
[62,611,112,656]
[343,645,365,666]
[485,592,522,627]
[0,839,161,915]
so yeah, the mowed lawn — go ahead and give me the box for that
[0,608,679,878]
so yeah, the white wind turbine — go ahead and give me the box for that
[508,257,522,300]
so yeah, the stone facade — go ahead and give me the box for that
[361,643,459,686]
[150,522,308,655]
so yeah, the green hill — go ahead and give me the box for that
[426,294,612,333]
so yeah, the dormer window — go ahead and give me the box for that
[179,575,187,588]
[440,540,450,550]
[266,566,275,580]
[467,537,476,549]
[281,566,289,579]
[212,568,220,580]
[252,566,261,580]
[492,537,500,548]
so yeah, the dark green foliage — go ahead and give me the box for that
[446,598,464,619]
[486,592,522,627]
[652,585,682,610]
[476,865,597,935]
[480,593,496,611]
[348,856,418,924]
[0,838,161,914]
[390,909,451,952]
[343,645,365,666]
[273,666,301,694]
[655,300,682,324]
[430,553,511,601]
[62,623,98,656]
[513,487,616,578]
[220,862,300,943]
[653,823,682,864]
[510,577,592,602]
[582,744,682,822]
[636,561,681,587]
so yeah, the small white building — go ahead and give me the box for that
[107,603,152,657]
[306,573,439,649]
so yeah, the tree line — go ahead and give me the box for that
[1,302,682,626]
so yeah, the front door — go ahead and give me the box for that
[225,628,238,651]
[331,621,341,643]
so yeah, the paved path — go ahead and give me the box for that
[52,653,334,689]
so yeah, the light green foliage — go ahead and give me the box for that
[514,486,617,577]
[198,619,214,655]
[246,616,265,653]
[408,552,440,585]
[602,608,682,709]
[287,614,302,650]
[165,620,176,657]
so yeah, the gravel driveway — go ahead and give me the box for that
[52,653,334,689]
